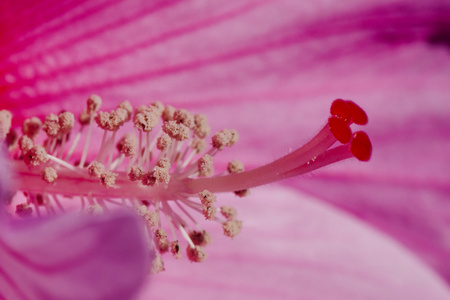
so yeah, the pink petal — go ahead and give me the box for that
[0,150,13,220]
[292,173,450,284]
[0,212,149,300]
[0,1,445,118]
[139,187,450,300]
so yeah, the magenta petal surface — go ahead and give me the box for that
[1,0,450,296]
[292,173,450,285]
[0,150,11,203]
[139,187,450,300]
[0,213,149,300]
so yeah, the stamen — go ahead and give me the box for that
[186,245,207,263]
[128,166,144,181]
[117,133,138,157]
[16,203,33,218]
[220,206,237,219]
[198,154,214,177]
[23,145,48,167]
[2,97,371,273]
[22,117,42,139]
[85,204,104,215]
[88,161,106,179]
[41,166,58,183]
[87,94,102,114]
[170,240,182,259]
[162,105,176,121]
[189,230,212,246]
[227,160,244,173]
[162,121,190,141]
[222,219,242,239]
[151,256,165,274]
[156,134,172,152]
[43,113,60,137]
[18,135,34,153]
[193,114,210,138]
[134,110,159,132]
[174,109,194,129]
[0,110,12,141]
[100,171,118,188]
[155,228,170,253]
[117,100,133,121]
[212,129,238,150]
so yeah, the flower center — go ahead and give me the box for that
[0,97,371,273]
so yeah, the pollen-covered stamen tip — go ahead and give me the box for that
[162,120,190,141]
[227,160,250,197]
[117,133,138,157]
[174,109,195,129]
[117,100,133,121]
[198,154,214,177]
[193,114,211,138]
[24,145,49,167]
[128,165,144,181]
[18,135,34,153]
[88,161,105,179]
[156,133,172,152]
[0,110,12,140]
[170,240,182,259]
[42,166,58,183]
[16,203,33,218]
[212,129,239,150]
[189,230,212,246]
[155,228,170,253]
[220,206,237,219]
[134,110,159,132]
[96,109,126,131]
[100,171,118,188]
[151,256,165,274]
[199,190,217,220]
[22,117,42,139]
[223,219,242,239]
[58,112,75,135]
[187,245,207,263]
[87,94,102,114]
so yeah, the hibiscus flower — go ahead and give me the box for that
[1,0,450,299]
[0,152,150,300]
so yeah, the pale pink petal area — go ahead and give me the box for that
[139,187,450,300]
[0,212,149,300]
[291,172,450,285]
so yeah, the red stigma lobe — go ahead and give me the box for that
[350,131,372,161]
[328,116,352,144]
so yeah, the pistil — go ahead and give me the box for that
[0,97,371,273]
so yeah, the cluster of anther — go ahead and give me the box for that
[0,97,372,274]
[1,95,246,273]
